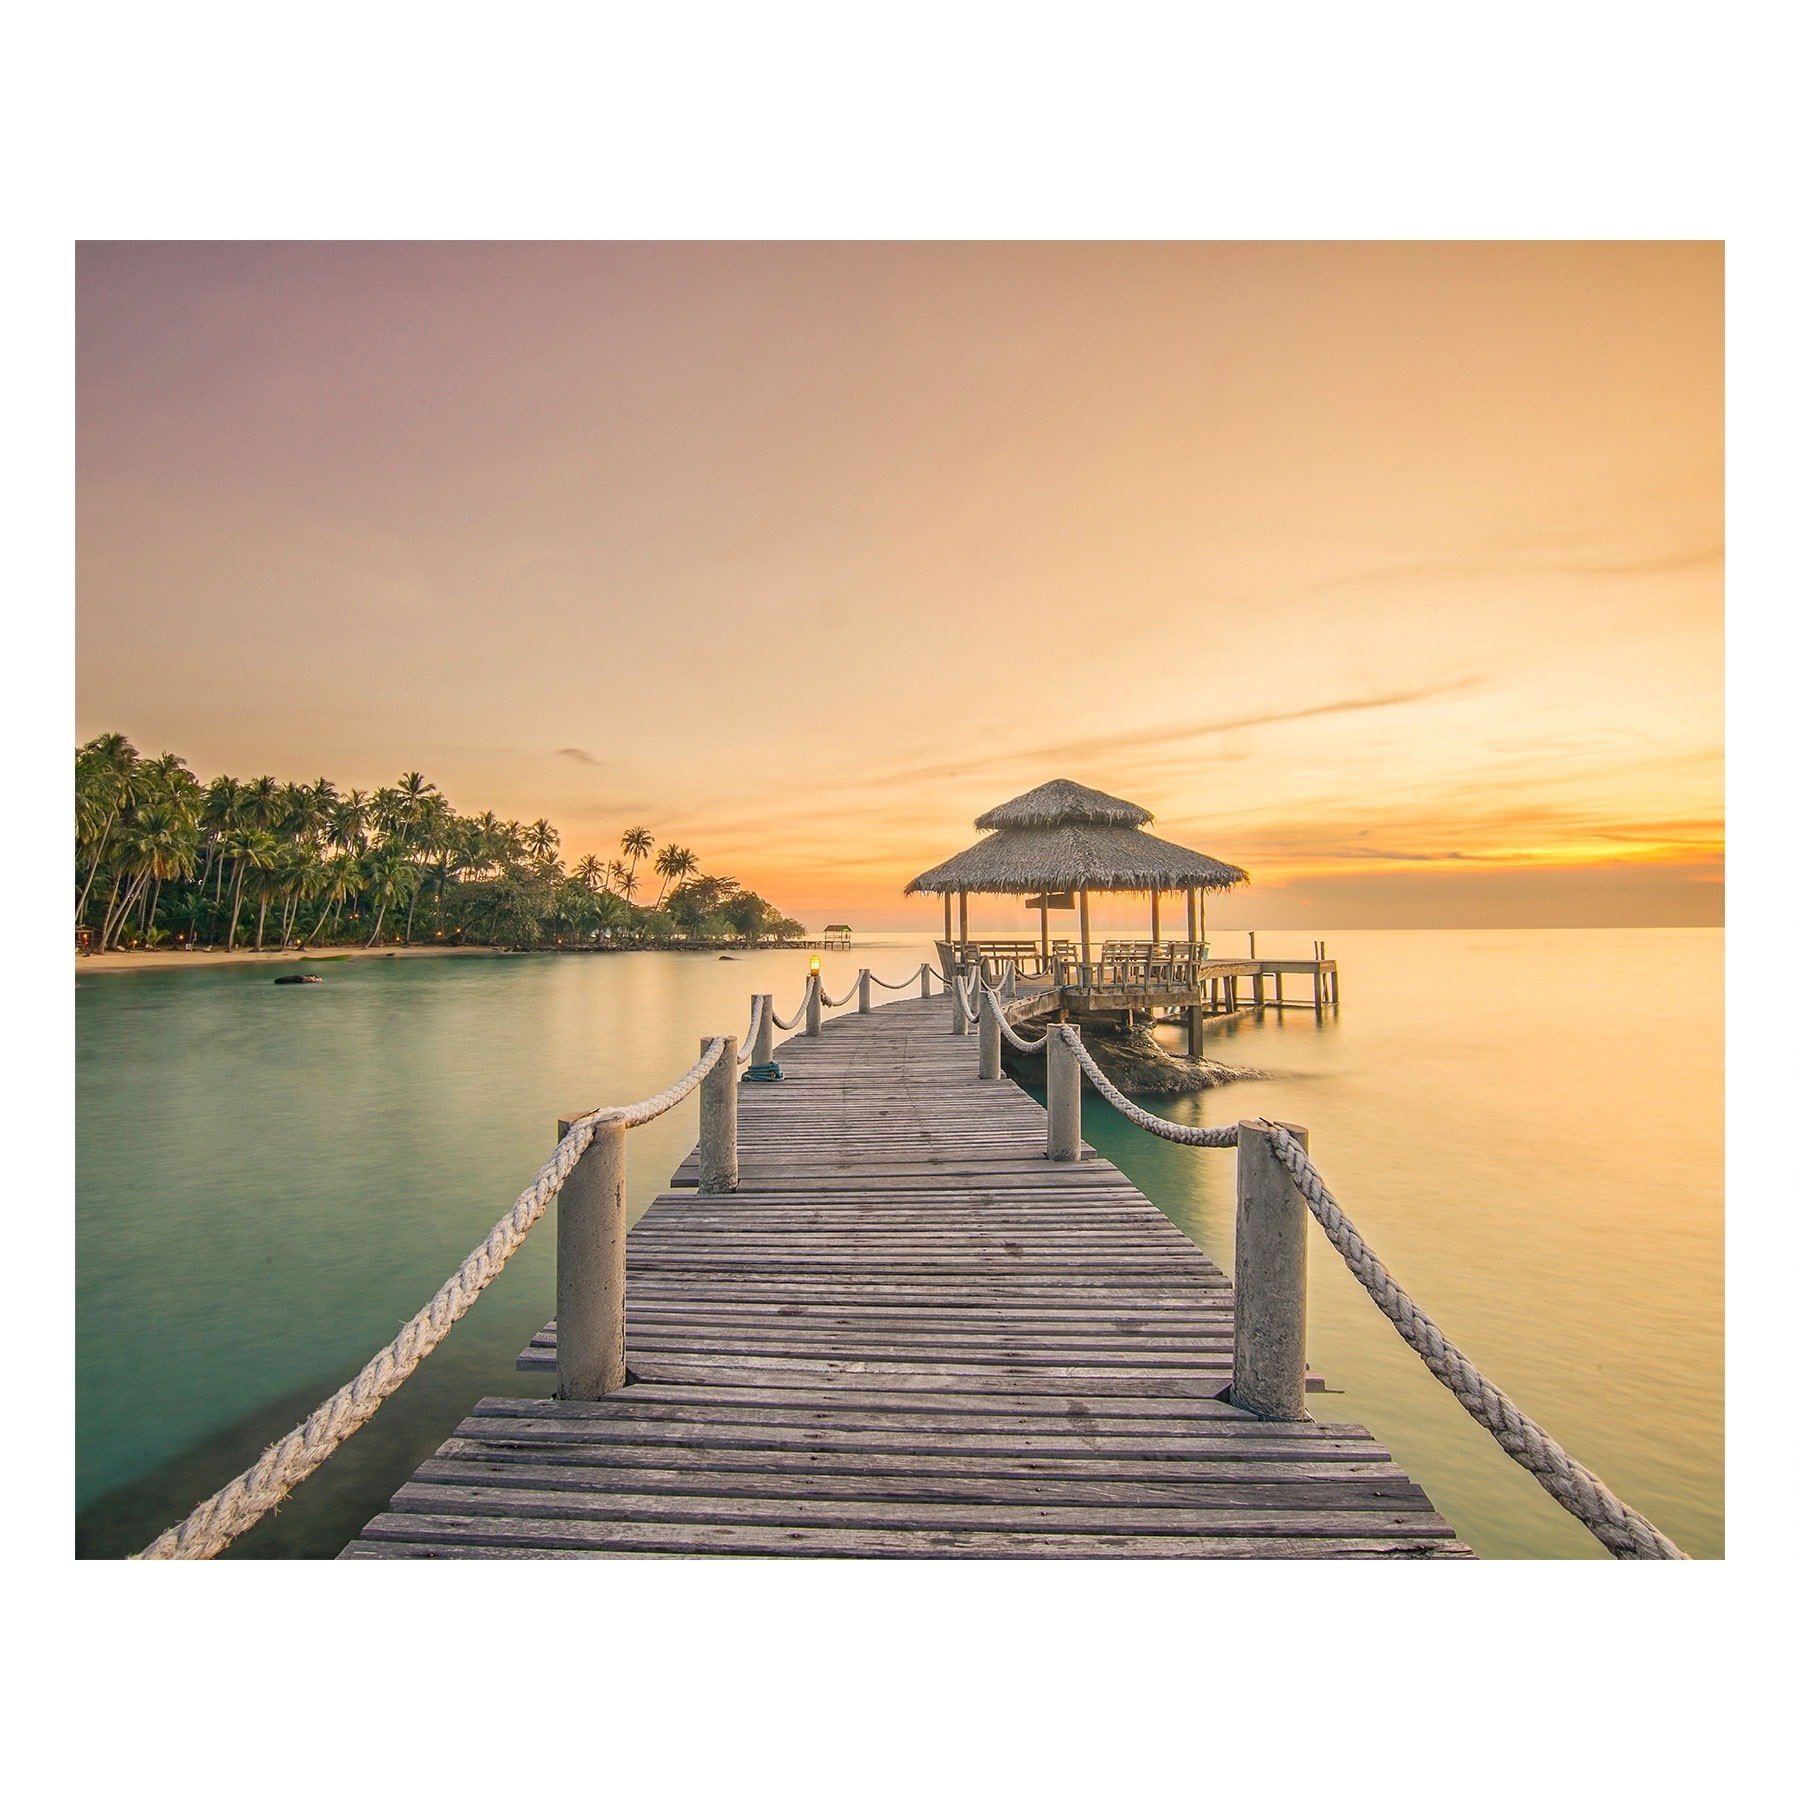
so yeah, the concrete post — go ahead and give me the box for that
[751,994,774,1065]
[978,990,1002,1079]
[951,969,969,1035]
[1046,1025,1081,1161]
[858,968,872,1013]
[554,1113,628,1399]
[805,973,822,1036]
[920,965,932,998]
[698,1035,738,1193]
[1230,1121,1310,1422]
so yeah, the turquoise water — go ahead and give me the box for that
[75,929,1722,1559]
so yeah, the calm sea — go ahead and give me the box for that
[75,928,1723,1559]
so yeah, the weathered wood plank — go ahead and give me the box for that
[352,994,1469,1559]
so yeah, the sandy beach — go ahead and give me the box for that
[75,944,502,977]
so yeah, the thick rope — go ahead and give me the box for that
[867,963,933,991]
[954,971,979,1023]
[1057,1025,1238,1147]
[818,978,859,1009]
[135,1037,727,1561]
[1052,1018,1683,1559]
[736,994,767,1064]
[990,989,1046,1054]
[769,982,812,1031]
[1259,1123,1687,1561]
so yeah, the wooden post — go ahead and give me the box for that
[1248,930,1257,958]
[1078,887,1091,975]
[1046,1024,1081,1161]
[805,972,822,1036]
[1231,1121,1309,1422]
[957,890,969,957]
[951,966,969,1035]
[919,965,932,998]
[1150,888,1161,952]
[1038,897,1050,969]
[942,892,952,944]
[857,968,871,1013]
[1186,1005,1203,1057]
[698,1036,738,1193]
[752,993,774,1065]
[1274,971,1285,1008]
[978,990,1001,1079]
[554,1113,628,1400]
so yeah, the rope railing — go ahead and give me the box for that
[867,962,934,991]
[769,982,812,1031]
[1259,1121,1686,1561]
[818,979,859,1009]
[736,993,768,1064]
[1043,1022,1685,1560]
[989,989,1047,1054]
[137,1035,729,1561]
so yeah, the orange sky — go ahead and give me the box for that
[75,242,1721,930]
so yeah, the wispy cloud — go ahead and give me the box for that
[555,747,602,766]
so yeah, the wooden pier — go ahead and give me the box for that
[348,992,1466,1559]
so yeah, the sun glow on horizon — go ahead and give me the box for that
[77,241,1721,929]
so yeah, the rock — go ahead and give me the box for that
[1057,1020,1263,1095]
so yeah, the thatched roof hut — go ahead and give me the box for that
[906,779,1247,965]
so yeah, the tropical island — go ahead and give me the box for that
[74,734,809,956]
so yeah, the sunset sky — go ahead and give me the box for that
[76,241,1721,931]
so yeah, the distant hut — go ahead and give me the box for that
[824,923,853,950]
[905,778,1247,969]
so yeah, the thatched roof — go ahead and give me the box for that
[975,779,1151,831]
[906,780,1248,896]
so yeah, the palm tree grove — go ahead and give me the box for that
[74,734,808,953]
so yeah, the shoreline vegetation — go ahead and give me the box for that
[75,734,811,962]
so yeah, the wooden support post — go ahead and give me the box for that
[1038,897,1050,969]
[1186,1004,1203,1057]
[951,968,969,1035]
[805,973,822,1036]
[1231,1121,1310,1422]
[554,1113,628,1400]
[1248,930,1257,958]
[1274,971,1284,1008]
[1150,889,1161,952]
[1252,968,1265,1007]
[920,965,932,998]
[1187,887,1198,964]
[698,1036,738,1193]
[957,890,969,957]
[1046,1024,1081,1161]
[1078,887,1091,973]
[752,993,774,1065]
[978,991,1001,1079]
[857,968,871,1013]
[943,892,952,943]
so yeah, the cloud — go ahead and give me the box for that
[555,746,602,765]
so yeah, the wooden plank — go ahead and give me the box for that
[351,993,1469,1560]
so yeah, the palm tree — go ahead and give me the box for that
[652,843,695,907]
[223,827,277,951]
[572,854,605,891]
[525,818,560,864]
[305,851,361,945]
[363,852,421,947]
[619,827,653,895]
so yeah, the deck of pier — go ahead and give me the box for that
[348,994,1467,1558]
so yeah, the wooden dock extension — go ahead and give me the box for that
[348,995,1467,1559]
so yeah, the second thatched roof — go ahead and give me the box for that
[905,779,1249,896]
